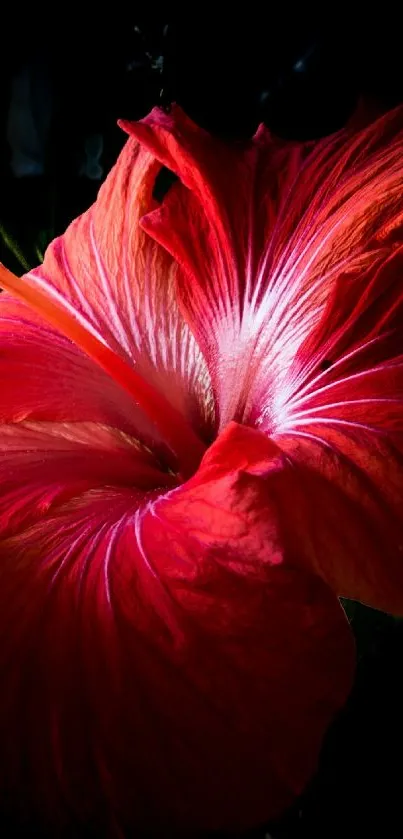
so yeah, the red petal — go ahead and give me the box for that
[0,294,179,540]
[275,428,403,614]
[22,133,213,442]
[0,263,206,476]
[0,419,176,540]
[0,423,354,834]
[124,106,403,613]
[0,295,152,437]
[124,106,403,426]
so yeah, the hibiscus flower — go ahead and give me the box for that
[1,103,402,836]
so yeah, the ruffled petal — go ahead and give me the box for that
[124,106,403,614]
[21,132,213,440]
[0,423,354,835]
[124,105,403,428]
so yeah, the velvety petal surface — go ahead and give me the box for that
[0,422,354,835]
[124,106,403,613]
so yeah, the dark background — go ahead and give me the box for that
[2,17,403,273]
[1,17,403,838]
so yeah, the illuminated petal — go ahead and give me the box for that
[20,134,213,440]
[0,295,153,436]
[125,106,403,613]
[0,274,206,478]
[269,145,403,614]
[273,243,403,613]
[0,294,179,539]
[124,106,403,431]
[0,423,354,835]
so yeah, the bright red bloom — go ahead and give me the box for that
[1,103,403,835]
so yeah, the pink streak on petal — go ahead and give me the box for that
[0,266,206,478]
[124,105,403,613]
[124,105,403,438]
[23,132,214,442]
[0,295,153,437]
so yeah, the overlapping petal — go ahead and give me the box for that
[124,106,403,613]
[20,135,214,440]
[0,423,354,834]
[0,124,355,834]
[6,98,403,833]
[0,295,156,436]
[0,293,180,544]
